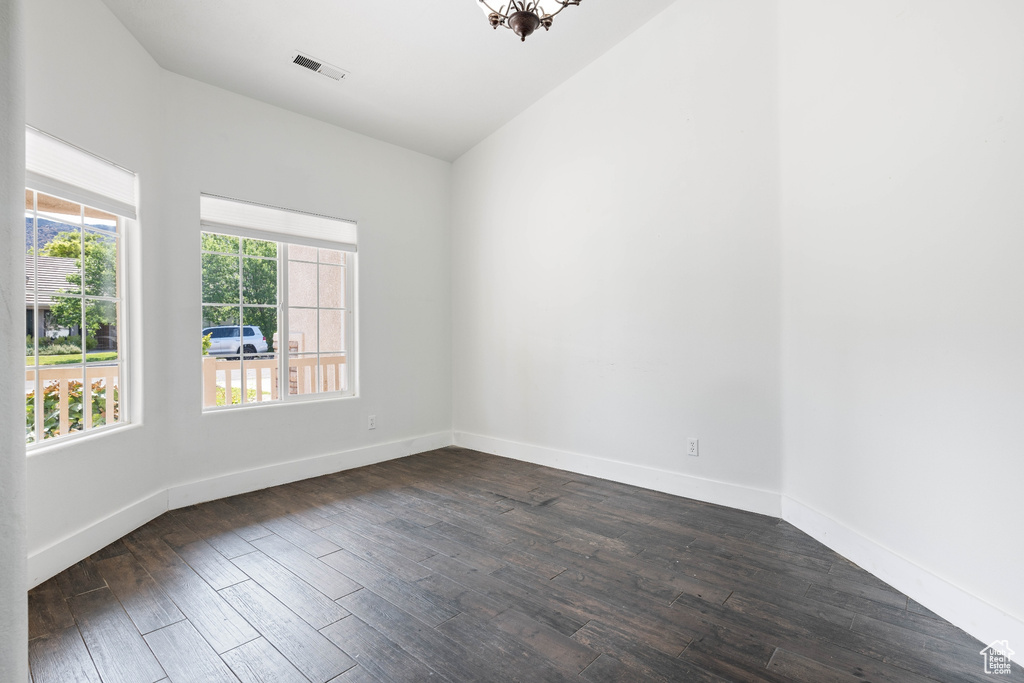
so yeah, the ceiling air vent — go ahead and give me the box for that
[291,51,349,82]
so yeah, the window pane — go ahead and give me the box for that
[202,253,240,304]
[242,256,276,305]
[318,264,344,309]
[320,354,347,393]
[83,231,117,297]
[287,259,317,308]
[319,248,343,265]
[25,189,34,263]
[290,244,317,262]
[288,307,318,354]
[242,307,274,355]
[319,309,343,353]
[288,354,319,396]
[37,193,81,226]
[203,306,240,358]
[219,362,243,406]
[202,304,238,327]
[241,309,277,405]
[85,300,118,362]
[44,299,83,353]
[86,366,119,428]
[202,232,239,254]
[241,356,277,404]
[83,207,117,233]
[243,238,276,257]
[25,368,36,444]
[41,224,82,296]
[202,351,239,408]
[247,307,276,352]
[42,369,85,440]
[25,308,36,367]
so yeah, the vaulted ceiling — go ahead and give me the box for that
[100,0,678,160]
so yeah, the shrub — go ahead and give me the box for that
[38,343,83,356]
[35,333,102,354]
[40,334,79,348]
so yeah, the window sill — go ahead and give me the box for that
[201,391,359,414]
[26,422,140,458]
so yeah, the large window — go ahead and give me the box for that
[200,196,356,409]
[24,128,136,445]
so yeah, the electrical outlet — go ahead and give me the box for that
[687,438,699,457]
[368,415,377,430]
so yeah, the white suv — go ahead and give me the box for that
[202,325,269,357]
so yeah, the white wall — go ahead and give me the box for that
[24,0,452,585]
[157,72,453,504]
[452,0,783,514]
[1,0,28,679]
[25,0,167,585]
[779,0,1024,647]
[453,0,1023,654]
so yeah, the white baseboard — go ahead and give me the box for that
[27,430,453,588]
[453,431,781,517]
[167,430,453,509]
[782,496,1024,664]
[28,489,168,588]
[453,432,1021,663]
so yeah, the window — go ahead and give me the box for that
[24,128,136,445]
[200,195,357,409]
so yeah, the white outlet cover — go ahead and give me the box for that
[688,438,699,456]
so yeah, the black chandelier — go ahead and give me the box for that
[477,0,583,42]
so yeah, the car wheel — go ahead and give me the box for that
[243,344,257,355]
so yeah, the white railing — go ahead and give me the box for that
[26,365,120,441]
[202,354,346,408]
[25,353,348,438]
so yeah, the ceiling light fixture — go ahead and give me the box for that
[477,0,582,42]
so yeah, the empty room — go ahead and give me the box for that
[1,0,1022,681]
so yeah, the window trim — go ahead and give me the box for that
[24,189,133,450]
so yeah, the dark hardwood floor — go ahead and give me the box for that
[28,446,1019,682]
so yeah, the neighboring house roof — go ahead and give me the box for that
[25,255,79,309]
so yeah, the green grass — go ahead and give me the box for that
[27,352,118,366]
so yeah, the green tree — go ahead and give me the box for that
[43,231,117,337]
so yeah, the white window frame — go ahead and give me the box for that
[200,195,358,411]
[24,128,136,448]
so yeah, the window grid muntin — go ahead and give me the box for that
[25,188,127,446]
[285,245,349,397]
[201,232,354,411]
[201,232,280,407]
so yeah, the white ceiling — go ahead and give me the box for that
[99,0,677,161]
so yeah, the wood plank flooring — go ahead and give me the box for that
[28,446,1020,682]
